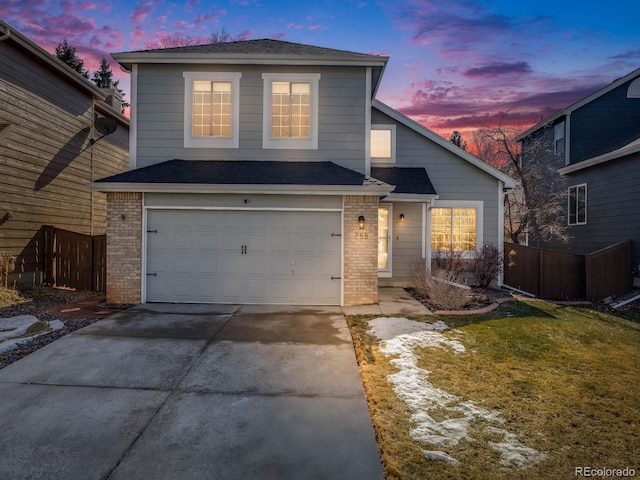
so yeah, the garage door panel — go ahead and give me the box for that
[146,209,341,304]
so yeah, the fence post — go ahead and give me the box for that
[43,226,55,286]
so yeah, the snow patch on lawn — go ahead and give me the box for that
[370,316,545,468]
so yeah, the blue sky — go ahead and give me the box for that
[1,0,638,142]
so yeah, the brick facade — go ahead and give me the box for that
[343,195,379,306]
[106,192,142,304]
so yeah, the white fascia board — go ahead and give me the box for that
[558,139,640,174]
[112,52,387,69]
[382,193,439,202]
[89,182,394,196]
[373,100,517,188]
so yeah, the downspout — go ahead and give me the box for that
[565,113,571,166]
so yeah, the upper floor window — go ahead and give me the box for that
[568,184,587,225]
[183,72,241,148]
[262,73,320,149]
[554,121,565,154]
[371,125,396,163]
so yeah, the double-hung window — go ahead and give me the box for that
[262,73,320,149]
[568,184,587,225]
[183,72,241,148]
[430,201,483,256]
[370,125,396,163]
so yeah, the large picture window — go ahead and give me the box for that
[184,72,241,148]
[568,184,587,225]
[263,73,320,149]
[431,205,480,253]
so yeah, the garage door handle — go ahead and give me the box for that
[331,276,341,280]
[147,273,157,277]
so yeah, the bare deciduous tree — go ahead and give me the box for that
[144,29,236,50]
[473,125,568,245]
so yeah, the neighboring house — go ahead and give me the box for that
[515,67,640,277]
[0,20,129,285]
[93,39,515,306]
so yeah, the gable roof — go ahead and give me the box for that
[91,159,394,195]
[372,100,517,188]
[515,67,640,141]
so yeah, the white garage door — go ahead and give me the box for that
[145,210,342,304]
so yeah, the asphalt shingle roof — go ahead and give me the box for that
[371,167,437,195]
[119,38,383,61]
[96,159,373,186]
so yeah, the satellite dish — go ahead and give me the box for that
[94,116,118,135]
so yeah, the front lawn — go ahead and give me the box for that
[348,300,640,479]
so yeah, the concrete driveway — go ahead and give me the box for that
[0,304,383,480]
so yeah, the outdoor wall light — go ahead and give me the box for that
[358,215,366,229]
[400,213,405,222]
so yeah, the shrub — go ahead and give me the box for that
[471,244,503,288]
[410,258,470,311]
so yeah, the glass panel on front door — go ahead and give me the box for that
[378,207,389,270]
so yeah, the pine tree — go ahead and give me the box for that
[55,39,89,78]
[91,57,129,114]
[92,58,114,88]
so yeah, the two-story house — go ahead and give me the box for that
[0,20,129,286]
[515,67,640,279]
[93,39,515,306]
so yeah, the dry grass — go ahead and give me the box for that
[348,301,640,479]
[0,286,26,308]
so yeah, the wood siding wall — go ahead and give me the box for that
[135,64,367,173]
[0,40,128,284]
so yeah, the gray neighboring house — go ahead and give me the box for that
[92,39,515,306]
[516,67,640,279]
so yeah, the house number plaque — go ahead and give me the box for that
[354,232,369,240]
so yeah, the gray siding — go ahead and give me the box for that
[564,154,640,271]
[135,64,367,173]
[372,109,501,244]
[570,81,640,164]
[372,109,502,284]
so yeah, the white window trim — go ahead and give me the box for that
[378,203,393,277]
[428,200,484,259]
[183,72,241,149]
[568,183,587,226]
[371,124,396,164]
[262,73,320,150]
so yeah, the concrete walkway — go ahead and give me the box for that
[0,304,383,480]
[342,287,432,316]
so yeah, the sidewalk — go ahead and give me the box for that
[342,287,431,316]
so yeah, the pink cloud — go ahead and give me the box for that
[129,0,156,24]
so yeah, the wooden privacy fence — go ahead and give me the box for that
[503,240,632,301]
[44,226,106,291]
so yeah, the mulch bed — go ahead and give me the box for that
[406,286,514,313]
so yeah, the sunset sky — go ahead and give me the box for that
[1,0,638,143]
